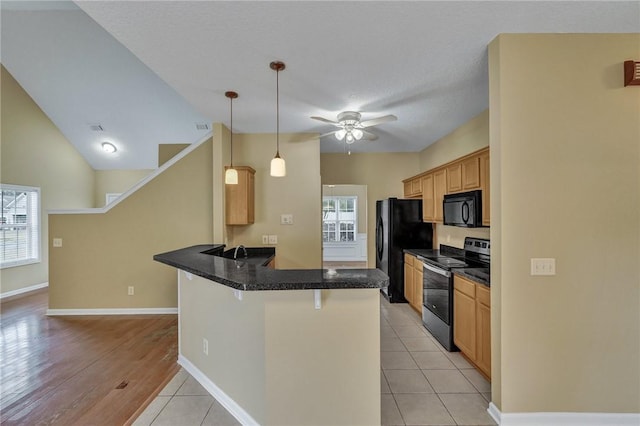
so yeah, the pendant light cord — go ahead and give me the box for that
[230,96,233,167]
[276,67,280,157]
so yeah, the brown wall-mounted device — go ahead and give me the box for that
[624,60,640,86]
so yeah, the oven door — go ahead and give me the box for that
[422,262,452,325]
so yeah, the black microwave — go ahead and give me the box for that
[443,190,483,228]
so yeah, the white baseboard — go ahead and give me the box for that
[0,281,48,300]
[489,402,640,425]
[178,354,259,426]
[46,307,178,316]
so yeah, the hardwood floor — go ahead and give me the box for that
[0,289,179,425]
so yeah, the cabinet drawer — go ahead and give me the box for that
[476,284,490,307]
[454,276,475,298]
[404,253,414,267]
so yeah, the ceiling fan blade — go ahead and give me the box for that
[318,130,339,138]
[311,116,341,126]
[359,114,397,128]
[361,130,379,141]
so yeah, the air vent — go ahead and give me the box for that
[196,123,210,130]
[624,60,640,86]
[89,124,104,132]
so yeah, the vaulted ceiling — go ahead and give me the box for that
[2,1,638,169]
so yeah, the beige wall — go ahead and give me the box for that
[322,184,367,232]
[419,110,489,171]
[48,139,213,309]
[321,153,421,266]
[490,34,640,414]
[180,272,380,425]
[221,132,322,269]
[94,169,152,207]
[1,66,95,294]
[158,143,190,167]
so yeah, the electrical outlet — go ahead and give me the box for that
[268,235,278,244]
[203,338,209,355]
[128,286,134,296]
[53,238,63,247]
[280,214,293,225]
[262,235,269,244]
[531,258,556,276]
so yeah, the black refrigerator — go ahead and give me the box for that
[376,198,433,303]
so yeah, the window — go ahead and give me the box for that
[1,185,40,268]
[322,196,357,242]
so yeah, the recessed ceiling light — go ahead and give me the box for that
[102,142,117,154]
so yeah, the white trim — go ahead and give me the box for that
[178,354,259,426]
[46,307,177,316]
[48,132,212,215]
[0,281,48,300]
[488,402,640,426]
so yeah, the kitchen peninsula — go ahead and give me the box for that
[154,245,388,426]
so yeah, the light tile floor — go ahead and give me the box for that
[133,294,496,425]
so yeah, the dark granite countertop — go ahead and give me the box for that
[454,269,490,287]
[153,244,389,291]
[404,248,490,287]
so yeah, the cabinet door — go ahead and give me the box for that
[403,181,413,198]
[404,255,414,305]
[411,178,422,196]
[476,291,491,379]
[447,163,462,193]
[434,169,447,223]
[413,264,423,312]
[422,174,435,222]
[453,287,476,359]
[462,156,481,190]
[480,152,490,226]
[225,167,256,225]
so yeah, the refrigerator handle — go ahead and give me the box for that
[376,216,384,261]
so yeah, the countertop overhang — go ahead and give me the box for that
[154,244,389,291]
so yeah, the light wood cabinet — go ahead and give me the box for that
[480,152,490,226]
[434,169,447,223]
[404,254,414,305]
[404,253,424,313]
[447,163,463,193]
[461,156,481,190]
[453,274,491,379]
[413,261,423,313]
[421,174,435,222]
[401,147,489,225]
[225,166,255,225]
[403,177,422,198]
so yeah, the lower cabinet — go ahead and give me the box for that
[453,275,491,379]
[404,253,424,313]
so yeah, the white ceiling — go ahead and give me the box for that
[2,1,638,170]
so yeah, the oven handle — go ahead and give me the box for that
[423,262,451,278]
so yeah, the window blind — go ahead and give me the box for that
[1,184,40,268]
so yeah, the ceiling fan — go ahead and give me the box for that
[311,111,397,144]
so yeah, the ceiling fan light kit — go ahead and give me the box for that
[224,90,239,185]
[311,110,397,148]
[270,61,286,177]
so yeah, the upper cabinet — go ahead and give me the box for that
[404,148,489,225]
[225,166,255,225]
[403,176,423,198]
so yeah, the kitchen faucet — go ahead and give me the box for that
[233,245,248,260]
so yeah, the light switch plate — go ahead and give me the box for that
[53,238,63,247]
[531,258,556,276]
[262,235,269,244]
[268,235,278,244]
[280,214,293,225]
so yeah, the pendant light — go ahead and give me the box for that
[269,61,286,177]
[225,91,238,185]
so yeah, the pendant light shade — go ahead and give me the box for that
[225,91,239,185]
[269,61,286,177]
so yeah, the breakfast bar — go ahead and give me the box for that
[154,245,388,426]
